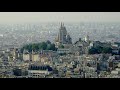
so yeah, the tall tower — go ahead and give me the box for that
[66,34,72,44]
[55,23,72,48]
[84,32,90,43]
[84,35,89,42]
[59,22,67,44]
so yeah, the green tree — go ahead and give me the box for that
[89,46,112,54]
[46,44,51,50]
[46,40,51,44]
[59,44,64,48]
[41,42,47,50]
[32,44,39,51]
[102,47,112,53]
[89,47,98,54]
[21,41,57,52]
[50,44,56,51]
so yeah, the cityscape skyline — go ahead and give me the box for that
[0,12,120,23]
[0,12,120,78]
[0,21,119,78]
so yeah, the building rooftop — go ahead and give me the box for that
[28,64,53,71]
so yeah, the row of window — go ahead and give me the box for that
[29,72,47,75]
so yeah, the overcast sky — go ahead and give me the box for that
[0,12,120,23]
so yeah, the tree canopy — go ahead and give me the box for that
[58,44,64,48]
[21,41,57,53]
[89,46,112,54]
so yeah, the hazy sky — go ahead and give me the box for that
[0,12,120,23]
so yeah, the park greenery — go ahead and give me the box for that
[88,41,120,54]
[89,45,112,54]
[21,40,57,53]
[58,44,64,48]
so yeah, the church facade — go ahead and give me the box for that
[55,23,72,48]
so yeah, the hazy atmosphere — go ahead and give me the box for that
[0,12,120,78]
[0,12,120,23]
